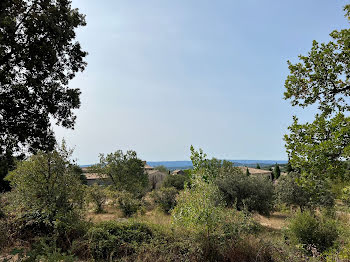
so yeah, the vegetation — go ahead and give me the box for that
[2,2,350,262]
[93,150,149,197]
[154,165,169,173]
[215,165,275,215]
[0,0,87,192]
[273,163,281,179]
[5,143,85,236]
[118,191,141,217]
[286,211,339,254]
[284,5,350,187]
[151,187,178,213]
[86,184,107,213]
[162,173,188,190]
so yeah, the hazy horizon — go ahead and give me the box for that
[53,0,349,164]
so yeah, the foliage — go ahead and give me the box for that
[151,187,178,213]
[276,172,334,210]
[286,159,294,173]
[71,164,87,185]
[0,152,17,192]
[118,191,141,217]
[256,163,261,169]
[172,173,225,236]
[245,167,250,176]
[341,186,350,206]
[0,0,87,191]
[285,113,350,181]
[162,173,188,190]
[284,5,350,187]
[93,150,149,197]
[86,184,107,213]
[284,5,350,114]
[286,211,339,254]
[5,143,85,236]
[154,165,169,173]
[86,221,153,260]
[215,166,275,215]
[274,163,281,179]
[25,238,77,262]
[190,145,233,182]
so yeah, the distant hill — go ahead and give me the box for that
[80,160,287,171]
[147,160,287,171]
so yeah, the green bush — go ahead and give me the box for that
[4,144,85,238]
[215,166,275,215]
[277,172,334,211]
[151,187,178,213]
[86,184,107,213]
[118,191,141,217]
[86,221,153,260]
[26,238,77,262]
[286,211,339,254]
[341,186,350,206]
[162,174,188,190]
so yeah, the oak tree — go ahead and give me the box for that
[0,0,87,191]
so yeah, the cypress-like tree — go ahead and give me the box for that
[286,159,293,173]
[246,168,250,176]
[256,163,261,169]
[274,163,281,179]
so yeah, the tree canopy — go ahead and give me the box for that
[0,0,87,191]
[284,5,350,182]
[93,150,149,197]
[284,5,350,114]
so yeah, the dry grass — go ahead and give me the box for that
[135,209,172,226]
[86,205,123,223]
[253,212,289,231]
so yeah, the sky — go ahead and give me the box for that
[54,0,350,164]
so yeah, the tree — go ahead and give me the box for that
[284,5,350,114]
[285,114,350,181]
[5,143,85,234]
[172,173,224,237]
[154,165,169,174]
[245,167,250,176]
[162,174,188,190]
[215,166,274,215]
[256,163,261,169]
[190,145,233,182]
[284,5,350,183]
[286,159,294,173]
[93,150,149,197]
[151,187,178,213]
[274,163,281,179]
[87,183,107,213]
[276,172,334,211]
[0,0,87,191]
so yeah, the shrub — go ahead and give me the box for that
[286,211,339,254]
[118,191,141,217]
[277,172,335,211]
[162,174,188,190]
[86,184,107,213]
[215,166,275,215]
[92,150,149,197]
[151,187,178,213]
[4,144,85,240]
[172,173,224,235]
[276,172,312,211]
[86,221,153,260]
[26,238,77,262]
[341,186,350,206]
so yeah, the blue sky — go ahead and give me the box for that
[54,0,349,164]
